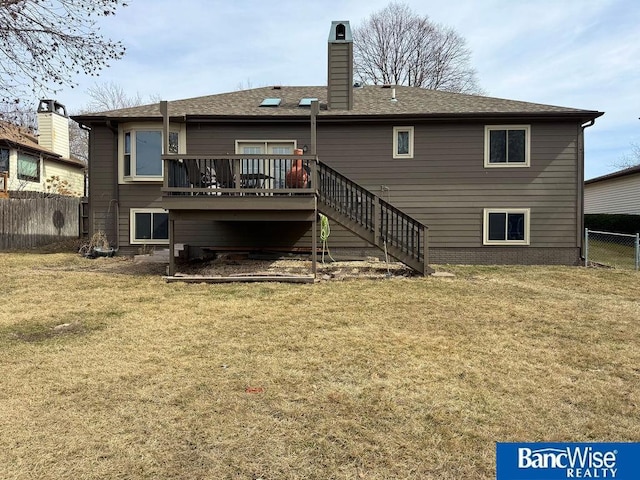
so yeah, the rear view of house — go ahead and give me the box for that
[73,21,603,274]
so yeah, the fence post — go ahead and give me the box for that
[584,228,589,267]
[635,233,639,271]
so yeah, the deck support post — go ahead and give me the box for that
[310,100,318,156]
[161,101,169,191]
[312,198,318,277]
[168,216,175,276]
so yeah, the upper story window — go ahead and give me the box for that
[485,125,530,167]
[120,124,182,182]
[0,148,9,173]
[393,126,414,159]
[17,152,40,182]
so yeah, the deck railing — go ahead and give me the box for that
[162,155,317,196]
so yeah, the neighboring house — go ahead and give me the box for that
[0,100,85,197]
[584,165,640,215]
[73,21,603,274]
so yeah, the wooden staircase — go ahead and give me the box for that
[316,161,432,275]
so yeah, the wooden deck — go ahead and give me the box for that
[160,154,431,278]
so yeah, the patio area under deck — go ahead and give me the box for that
[161,154,320,278]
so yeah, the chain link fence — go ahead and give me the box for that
[584,229,640,270]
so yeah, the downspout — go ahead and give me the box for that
[106,120,120,252]
[578,119,595,261]
[78,122,91,198]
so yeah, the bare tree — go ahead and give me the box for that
[85,81,146,112]
[0,0,127,102]
[353,2,482,94]
[0,99,36,131]
[69,82,160,162]
[613,142,640,170]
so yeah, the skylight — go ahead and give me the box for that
[260,98,281,107]
[298,97,318,107]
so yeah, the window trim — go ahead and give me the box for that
[483,208,530,246]
[235,140,297,189]
[118,123,185,183]
[393,126,414,159]
[17,151,41,183]
[234,140,297,154]
[129,208,169,245]
[0,147,10,174]
[484,125,531,168]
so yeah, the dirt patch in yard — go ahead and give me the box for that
[173,253,415,280]
[42,251,418,279]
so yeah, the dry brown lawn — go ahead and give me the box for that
[0,252,639,479]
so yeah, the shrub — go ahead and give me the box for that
[584,214,640,234]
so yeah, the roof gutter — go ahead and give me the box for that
[74,111,605,125]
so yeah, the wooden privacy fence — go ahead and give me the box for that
[0,196,82,250]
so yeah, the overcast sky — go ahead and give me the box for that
[51,0,639,180]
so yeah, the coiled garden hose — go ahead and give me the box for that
[319,213,336,264]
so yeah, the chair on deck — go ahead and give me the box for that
[184,159,215,193]
[213,159,235,189]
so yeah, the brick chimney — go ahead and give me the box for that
[327,21,353,111]
[37,99,70,158]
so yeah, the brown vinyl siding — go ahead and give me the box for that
[187,122,310,154]
[88,118,582,263]
[88,125,118,245]
[327,43,353,110]
[117,184,164,254]
[316,121,580,250]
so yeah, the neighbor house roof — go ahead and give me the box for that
[73,85,603,123]
[0,121,85,169]
[585,165,640,185]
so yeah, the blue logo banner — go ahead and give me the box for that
[496,443,640,479]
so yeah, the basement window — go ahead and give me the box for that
[130,208,169,245]
[483,208,530,245]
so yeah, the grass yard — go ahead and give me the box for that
[587,238,638,270]
[0,253,639,479]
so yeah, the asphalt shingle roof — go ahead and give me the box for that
[0,121,85,168]
[75,85,602,121]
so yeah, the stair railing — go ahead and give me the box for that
[317,161,429,274]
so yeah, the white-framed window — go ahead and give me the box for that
[235,140,296,188]
[129,208,169,245]
[0,148,9,173]
[484,125,530,167]
[483,208,530,245]
[235,140,296,156]
[17,151,41,182]
[119,123,184,182]
[393,126,414,159]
